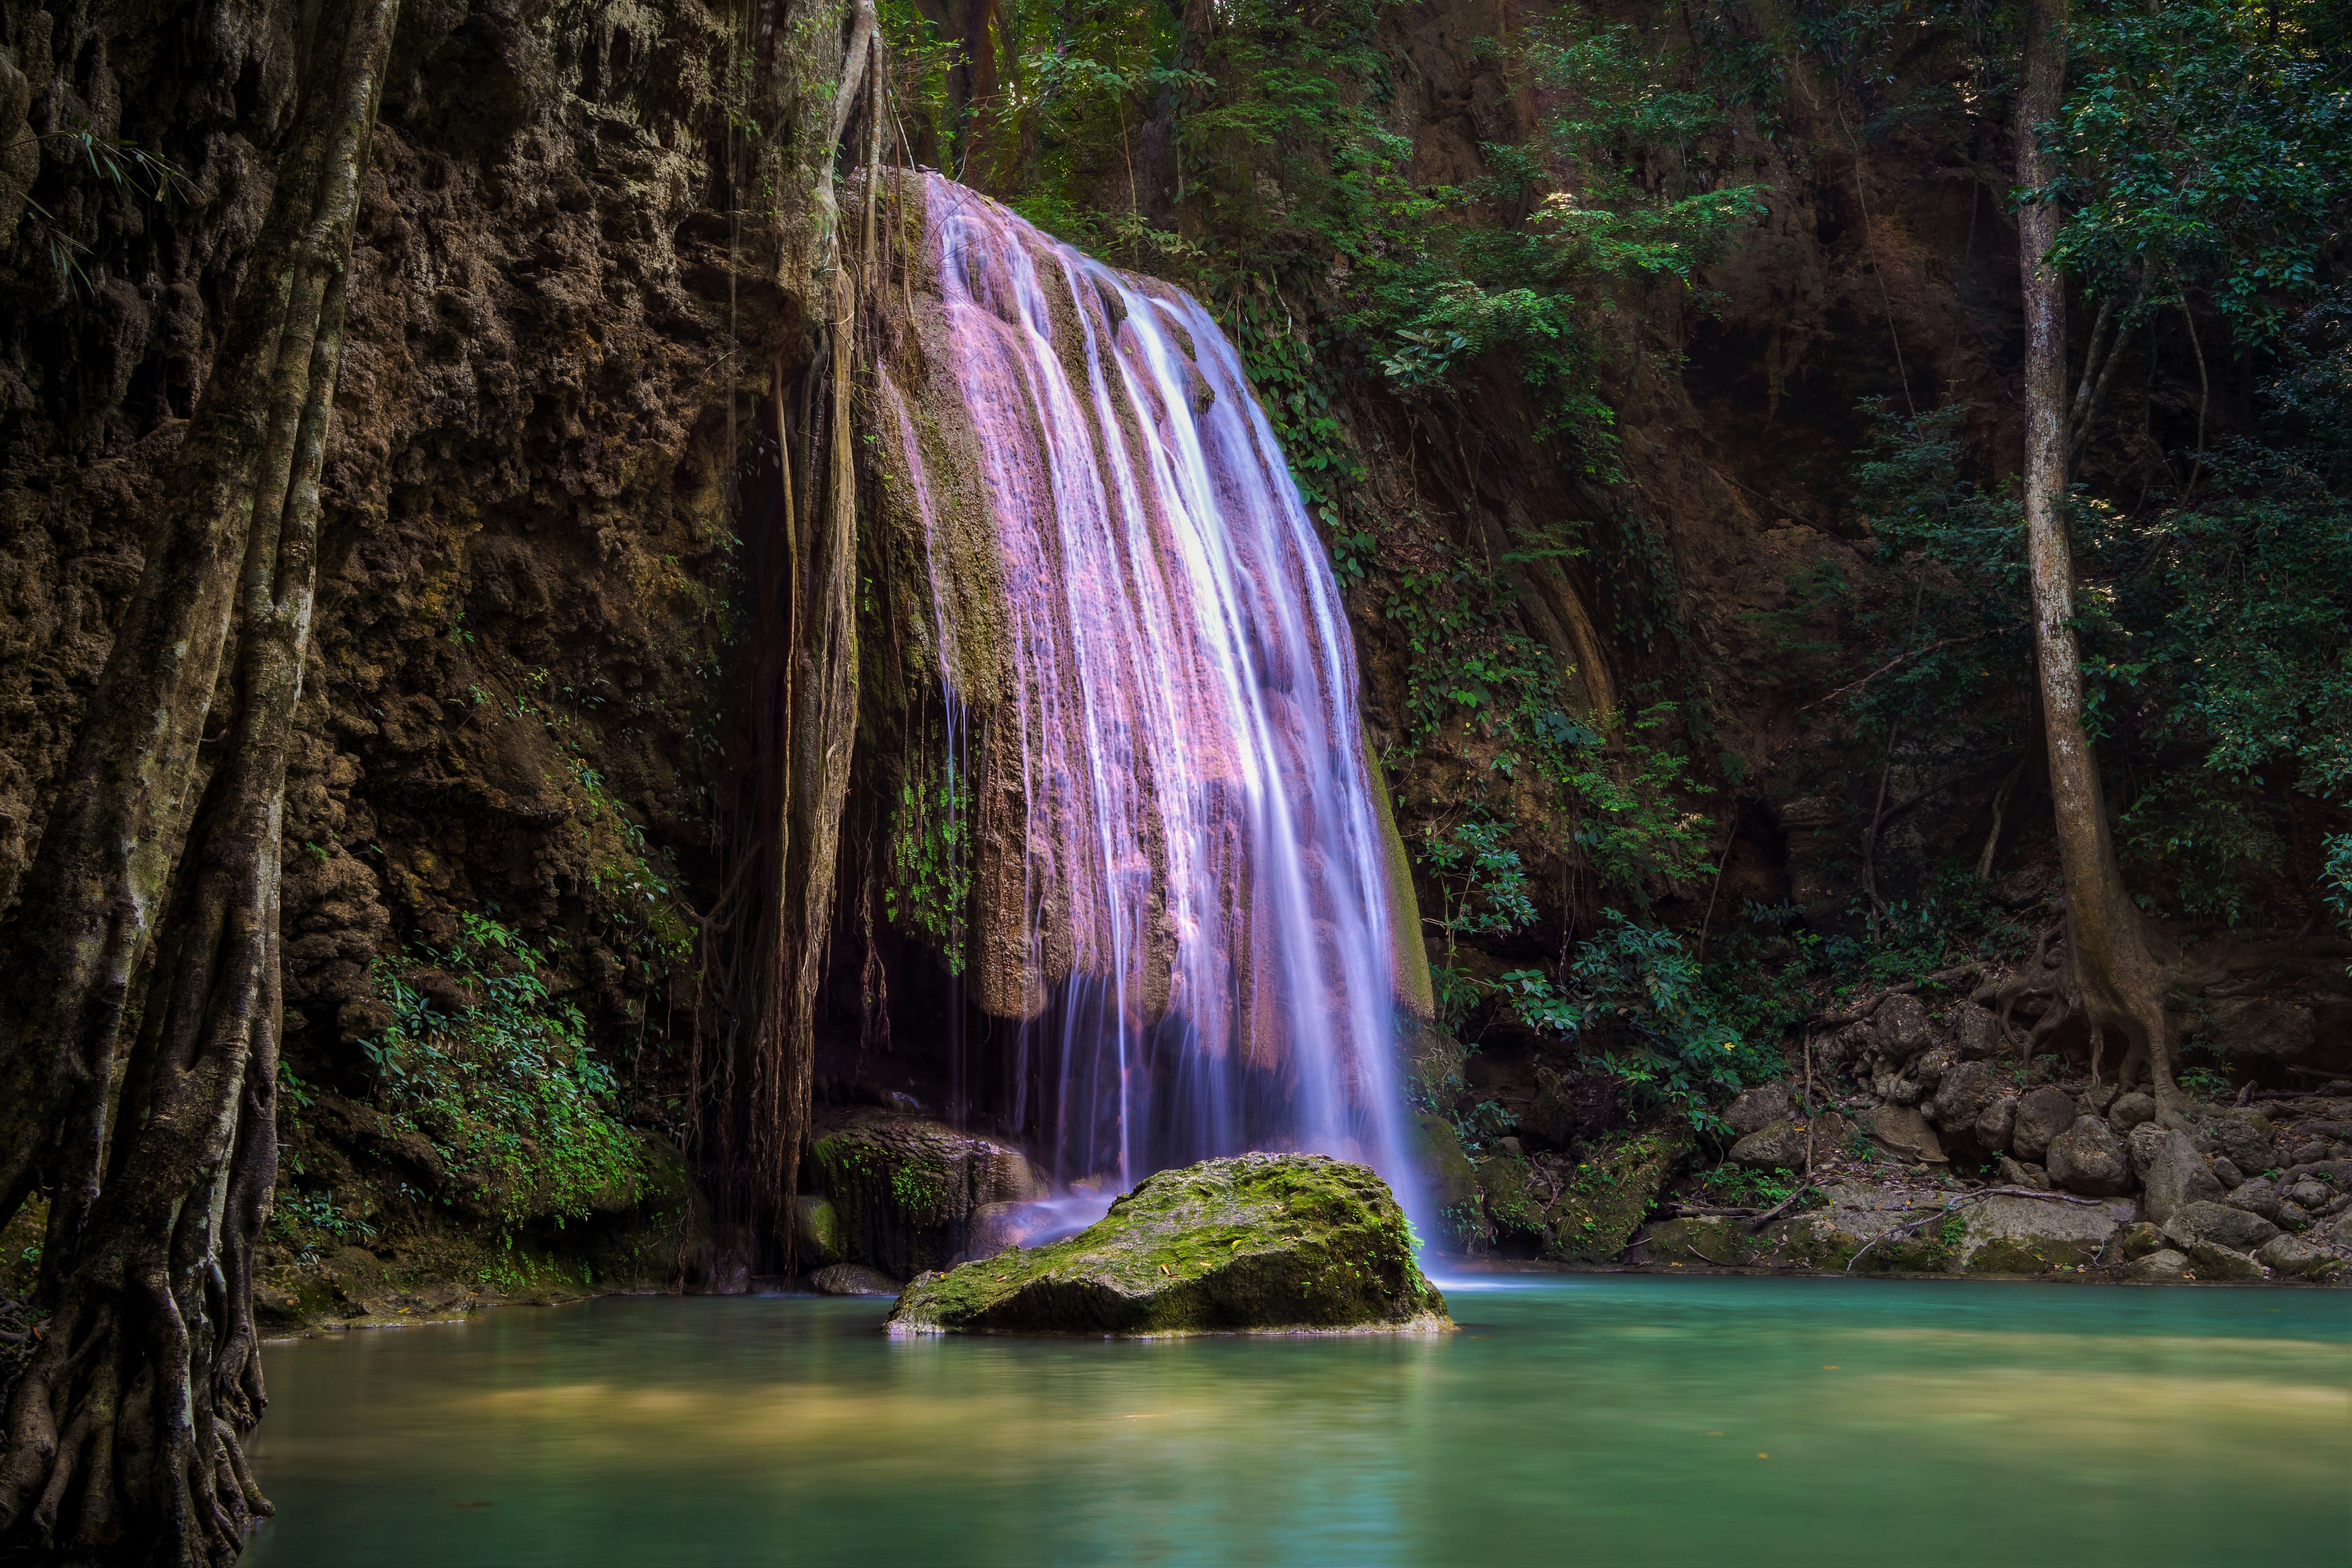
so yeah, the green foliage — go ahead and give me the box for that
[271,1188,378,1266]
[2048,0,2351,337]
[1419,813,1534,1028]
[360,913,643,1228]
[1503,909,1771,1131]
[1701,1165,1800,1207]
[1831,348,2352,925]
[886,730,975,972]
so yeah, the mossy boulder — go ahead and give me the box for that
[809,1108,1048,1279]
[886,1154,1451,1337]
[1543,1127,1691,1263]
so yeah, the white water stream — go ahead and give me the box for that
[888,174,1419,1227]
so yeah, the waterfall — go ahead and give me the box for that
[880,174,1419,1223]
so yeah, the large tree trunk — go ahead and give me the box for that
[0,3,399,1561]
[2014,0,2180,1103]
[704,0,877,1262]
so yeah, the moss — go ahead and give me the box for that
[888,1153,1451,1336]
[1477,1155,1548,1241]
[1543,1127,1692,1264]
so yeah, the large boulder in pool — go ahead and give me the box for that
[886,1153,1451,1336]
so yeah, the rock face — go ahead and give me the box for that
[1930,1060,2001,1136]
[811,1109,1049,1280]
[1726,1082,1794,1136]
[2164,1200,2281,1255]
[2045,1117,2131,1197]
[811,1264,903,1296]
[1859,1104,1944,1165]
[886,1154,1450,1336]
[2011,1089,2079,1162]
[2130,1127,2224,1223]
[1955,1194,2128,1273]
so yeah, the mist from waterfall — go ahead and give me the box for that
[883,173,1420,1227]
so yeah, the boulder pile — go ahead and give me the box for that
[1641,994,2352,1283]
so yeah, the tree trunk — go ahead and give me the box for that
[704,5,876,1262]
[2014,0,2179,1103]
[0,3,399,1561]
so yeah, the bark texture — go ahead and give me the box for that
[0,3,398,1561]
[2014,0,2179,1101]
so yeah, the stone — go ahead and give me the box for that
[2283,1178,2334,1212]
[792,1194,844,1268]
[1859,1104,1945,1165]
[1998,1156,2050,1189]
[810,1264,902,1296]
[1476,1155,1547,1240]
[2196,1108,2276,1175]
[2129,1126,2223,1224]
[2200,998,2317,1064]
[1729,1117,1810,1171]
[1947,1001,2001,1060]
[1876,993,1931,1055]
[2109,1092,2158,1133]
[2118,1221,2167,1259]
[1869,1066,1927,1107]
[2183,1240,2266,1281]
[2081,1080,2119,1115]
[811,1108,1049,1280]
[1908,1044,1955,1090]
[2257,1234,2336,1279]
[2223,1179,2283,1223]
[1954,1194,2124,1274]
[1931,1060,2001,1138]
[2276,1200,2312,1228]
[886,1154,1450,1336]
[1726,1082,1795,1137]
[1976,1095,2018,1154]
[2287,1140,2331,1165]
[2126,1248,2192,1282]
[2163,1200,2282,1254]
[1543,1127,1692,1264]
[1412,1112,1482,1250]
[2011,1088,2080,1162]
[2328,1211,2352,1249]
[2209,1156,2245,1189]
[2045,1117,2131,1197]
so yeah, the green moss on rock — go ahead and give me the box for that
[810,1108,1046,1279]
[886,1154,1452,1336]
[1543,1127,1691,1263]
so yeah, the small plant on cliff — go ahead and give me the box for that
[887,736,975,972]
[362,913,643,1228]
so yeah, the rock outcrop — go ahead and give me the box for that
[887,1154,1449,1336]
[807,1108,1050,1281]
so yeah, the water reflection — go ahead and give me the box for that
[245,1278,2349,1567]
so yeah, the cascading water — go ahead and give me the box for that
[879,173,1421,1229]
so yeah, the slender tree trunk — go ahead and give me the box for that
[0,3,399,1560]
[2015,0,2179,1103]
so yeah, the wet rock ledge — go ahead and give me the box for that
[888,1154,1451,1335]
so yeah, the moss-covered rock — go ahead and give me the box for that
[810,1108,1048,1279]
[1413,1112,1483,1249]
[1470,1153,1541,1244]
[886,1154,1451,1336]
[1543,1127,1691,1263]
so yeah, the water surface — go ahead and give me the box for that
[245,1276,2349,1566]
